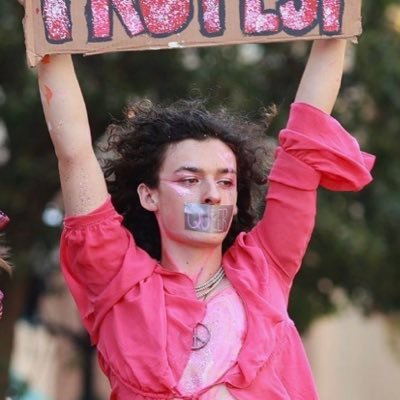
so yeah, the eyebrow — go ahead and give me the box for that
[174,166,237,174]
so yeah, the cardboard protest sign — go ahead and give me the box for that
[23,0,362,67]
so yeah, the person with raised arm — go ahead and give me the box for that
[36,39,374,399]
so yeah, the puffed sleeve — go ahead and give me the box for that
[60,196,156,342]
[279,102,375,191]
[249,102,375,285]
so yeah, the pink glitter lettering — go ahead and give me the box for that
[280,0,318,34]
[138,0,193,37]
[240,0,281,35]
[87,0,145,41]
[41,0,72,43]
[321,0,343,34]
[199,0,225,37]
[42,1,345,45]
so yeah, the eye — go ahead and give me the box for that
[180,177,200,186]
[218,179,235,188]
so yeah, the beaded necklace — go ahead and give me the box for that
[194,266,225,299]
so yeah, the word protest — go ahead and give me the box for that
[23,0,361,66]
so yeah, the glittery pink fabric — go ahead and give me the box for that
[61,103,375,399]
[176,286,246,398]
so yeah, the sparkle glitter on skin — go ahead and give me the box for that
[161,241,219,287]
[76,170,94,215]
[177,286,246,397]
[159,180,193,198]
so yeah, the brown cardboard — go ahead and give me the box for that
[24,0,362,67]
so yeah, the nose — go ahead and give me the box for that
[202,180,221,205]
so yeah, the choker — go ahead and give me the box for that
[194,266,225,299]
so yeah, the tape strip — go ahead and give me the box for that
[184,203,233,233]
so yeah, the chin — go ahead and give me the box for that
[185,231,228,247]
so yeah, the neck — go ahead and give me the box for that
[161,242,223,286]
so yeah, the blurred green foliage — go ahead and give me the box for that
[0,0,399,396]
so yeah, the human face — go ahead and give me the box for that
[150,138,238,248]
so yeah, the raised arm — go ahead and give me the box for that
[37,55,108,216]
[251,39,351,287]
[295,38,347,113]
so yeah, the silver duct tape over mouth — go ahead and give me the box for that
[184,204,234,233]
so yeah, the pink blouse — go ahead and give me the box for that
[177,286,246,399]
[60,103,375,399]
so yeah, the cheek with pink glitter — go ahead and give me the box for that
[161,180,194,198]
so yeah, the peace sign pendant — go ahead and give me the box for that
[191,323,211,351]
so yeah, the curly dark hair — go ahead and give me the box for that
[102,99,276,261]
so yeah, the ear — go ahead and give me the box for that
[137,183,159,212]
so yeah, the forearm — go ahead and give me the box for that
[38,55,107,216]
[37,54,92,161]
[295,39,347,114]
